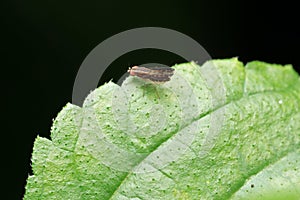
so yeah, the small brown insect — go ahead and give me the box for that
[128,66,174,83]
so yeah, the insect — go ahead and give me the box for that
[128,66,175,99]
[128,66,174,83]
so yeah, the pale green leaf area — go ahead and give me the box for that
[24,58,300,200]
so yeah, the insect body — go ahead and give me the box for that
[128,66,174,83]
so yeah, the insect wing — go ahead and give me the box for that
[128,66,175,83]
[147,67,175,82]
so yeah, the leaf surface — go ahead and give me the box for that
[24,58,300,199]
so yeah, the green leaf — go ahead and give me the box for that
[24,58,300,199]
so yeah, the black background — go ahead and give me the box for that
[2,0,299,199]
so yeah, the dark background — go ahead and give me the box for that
[2,0,299,199]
